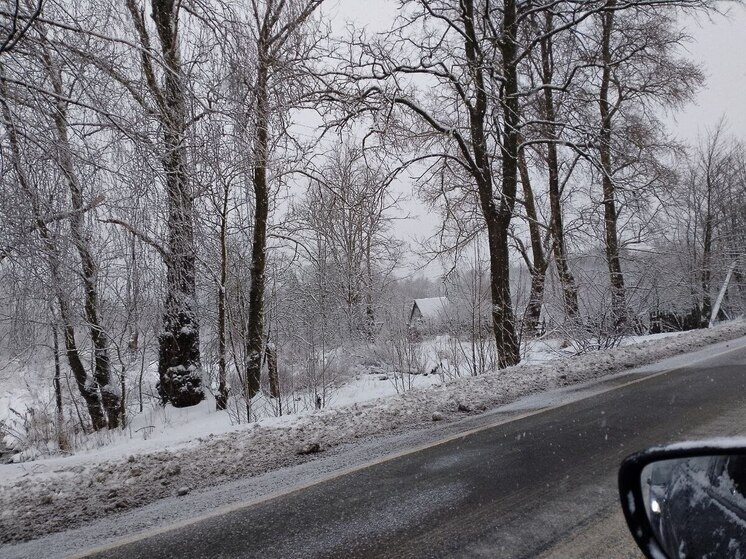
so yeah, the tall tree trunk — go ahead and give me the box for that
[517,149,547,336]
[52,320,69,451]
[364,236,375,341]
[598,3,627,329]
[124,232,139,424]
[240,0,324,393]
[701,177,713,325]
[462,0,520,368]
[539,19,580,320]
[245,48,270,399]
[157,148,203,407]
[266,340,280,400]
[496,0,521,365]
[216,181,229,411]
[143,0,204,407]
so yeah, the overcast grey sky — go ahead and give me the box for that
[668,7,746,139]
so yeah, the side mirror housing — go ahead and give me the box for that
[619,442,746,559]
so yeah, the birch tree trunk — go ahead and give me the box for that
[51,321,69,450]
[216,175,230,410]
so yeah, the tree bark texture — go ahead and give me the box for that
[52,321,69,450]
[147,0,204,407]
[598,3,627,330]
[267,341,280,399]
[463,0,520,368]
[539,20,580,321]
[216,181,229,411]
[517,148,547,336]
[244,48,270,400]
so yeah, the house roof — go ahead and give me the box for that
[412,297,450,320]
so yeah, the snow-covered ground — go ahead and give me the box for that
[0,321,744,544]
[0,328,687,466]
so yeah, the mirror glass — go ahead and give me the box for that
[641,454,746,558]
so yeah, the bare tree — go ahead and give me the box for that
[0,0,43,55]
[523,11,581,321]
[122,0,204,407]
[0,82,110,430]
[583,6,703,329]
[39,37,120,426]
[337,0,525,366]
[240,0,325,399]
[291,137,402,342]
[515,145,549,337]
[0,4,128,428]
[672,122,745,323]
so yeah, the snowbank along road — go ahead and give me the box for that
[3,330,744,557]
[76,337,746,558]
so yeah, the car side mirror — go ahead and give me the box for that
[619,443,746,559]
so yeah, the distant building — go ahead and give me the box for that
[408,297,450,334]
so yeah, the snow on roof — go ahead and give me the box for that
[413,297,450,320]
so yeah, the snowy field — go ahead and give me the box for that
[0,321,744,543]
[0,329,685,466]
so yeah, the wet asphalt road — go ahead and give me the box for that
[85,342,746,559]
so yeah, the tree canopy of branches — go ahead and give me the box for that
[0,0,740,442]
